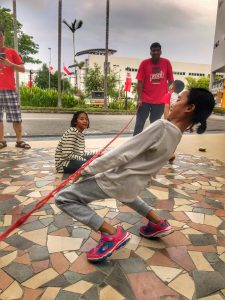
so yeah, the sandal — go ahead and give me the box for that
[15,141,31,149]
[0,141,7,149]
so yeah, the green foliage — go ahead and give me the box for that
[0,6,40,64]
[35,64,72,90]
[108,100,136,110]
[84,64,118,99]
[214,107,225,115]
[20,86,84,108]
[185,76,210,90]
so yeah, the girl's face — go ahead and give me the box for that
[168,90,191,119]
[75,113,89,132]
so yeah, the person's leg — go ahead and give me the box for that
[149,104,164,123]
[133,102,150,135]
[13,122,22,142]
[0,92,5,144]
[0,122,4,142]
[125,196,174,238]
[55,177,131,261]
[5,90,30,148]
[55,177,109,231]
[63,159,87,174]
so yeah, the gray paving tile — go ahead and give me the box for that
[192,207,214,215]
[54,214,74,228]
[56,290,80,300]
[213,261,225,278]
[3,262,33,283]
[193,270,225,298]
[118,257,147,273]
[72,228,91,239]
[189,234,217,246]
[28,245,49,261]
[20,220,45,231]
[6,234,34,250]
[64,271,83,284]
[204,252,220,264]
[81,286,99,300]
[105,263,136,300]
[205,198,224,209]
[116,213,141,224]
[84,271,106,284]
[41,275,70,288]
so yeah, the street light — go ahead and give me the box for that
[48,47,51,89]
[113,64,121,100]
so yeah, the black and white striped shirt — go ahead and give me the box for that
[55,127,88,172]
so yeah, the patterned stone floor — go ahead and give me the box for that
[0,147,225,300]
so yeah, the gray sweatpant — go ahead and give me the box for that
[55,176,152,231]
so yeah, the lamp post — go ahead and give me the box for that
[113,64,121,100]
[103,0,110,109]
[48,47,51,89]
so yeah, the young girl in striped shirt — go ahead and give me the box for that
[55,111,94,173]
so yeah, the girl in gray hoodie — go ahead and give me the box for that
[55,88,215,262]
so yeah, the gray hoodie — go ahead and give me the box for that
[82,119,182,202]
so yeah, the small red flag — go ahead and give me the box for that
[63,64,71,75]
[124,72,132,92]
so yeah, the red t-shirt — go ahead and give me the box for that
[136,58,174,104]
[161,91,172,104]
[0,48,24,90]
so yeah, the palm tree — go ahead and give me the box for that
[103,0,110,109]
[57,0,62,107]
[63,19,83,87]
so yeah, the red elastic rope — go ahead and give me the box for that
[0,112,137,241]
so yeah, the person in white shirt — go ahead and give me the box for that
[55,88,215,263]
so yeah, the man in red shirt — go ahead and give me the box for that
[133,42,174,135]
[0,27,30,149]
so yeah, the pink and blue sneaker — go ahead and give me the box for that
[139,219,174,238]
[87,226,131,262]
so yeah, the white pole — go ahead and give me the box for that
[48,47,51,89]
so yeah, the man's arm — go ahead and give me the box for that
[164,104,170,119]
[0,57,25,73]
[137,80,144,107]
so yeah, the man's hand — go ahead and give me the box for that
[0,57,13,67]
[72,173,81,183]
[137,99,142,108]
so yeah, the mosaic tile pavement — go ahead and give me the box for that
[0,147,225,300]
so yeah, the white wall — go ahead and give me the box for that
[211,0,225,73]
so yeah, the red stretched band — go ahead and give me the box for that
[0,112,137,241]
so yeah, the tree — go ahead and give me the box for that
[0,6,40,64]
[85,64,118,99]
[185,76,210,90]
[35,64,71,91]
[63,18,83,87]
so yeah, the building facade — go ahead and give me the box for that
[86,54,210,97]
[210,0,225,107]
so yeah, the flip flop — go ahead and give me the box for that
[0,141,7,149]
[15,141,31,149]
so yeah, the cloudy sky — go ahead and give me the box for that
[1,0,218,69]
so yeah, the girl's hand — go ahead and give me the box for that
[72,173,81,183]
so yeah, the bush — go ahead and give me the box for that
[214,106,225,115]
[108,100,136,110]
[20,86,85,108]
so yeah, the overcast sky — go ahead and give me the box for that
[1,0,218,69]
